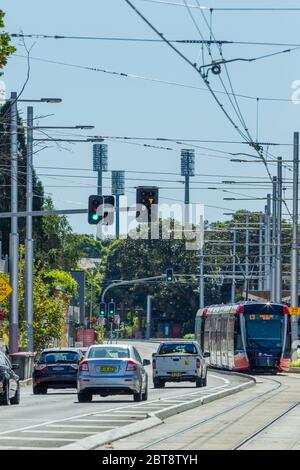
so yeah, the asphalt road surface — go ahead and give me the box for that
[0,341,237,449]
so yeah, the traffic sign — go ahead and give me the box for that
[0,278,13,302]
[289,307,300,315]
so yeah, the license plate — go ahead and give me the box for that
[52,367,64,371]
[100,366,116,373]
[171,372,182,377]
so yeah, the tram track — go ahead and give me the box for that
[232,398,300,450]
[138,375,286,450]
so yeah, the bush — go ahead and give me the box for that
[183,333,195,340]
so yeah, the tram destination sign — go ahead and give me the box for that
[289,307,300,315]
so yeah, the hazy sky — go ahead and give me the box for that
[2,1,300,235]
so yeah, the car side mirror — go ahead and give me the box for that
[11,364,19,370]
[143,359,151,366]
[203,352,210,358]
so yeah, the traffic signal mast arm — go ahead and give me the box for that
[101,275,166,302]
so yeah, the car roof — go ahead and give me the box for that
[40,348,81,353]
[88,344,131,348]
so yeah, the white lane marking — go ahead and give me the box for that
[69,419,136,423]
[0,446,58,450]
[209,374,231,385]
[22,430,97,435]
[0,436,76,442]
[0,372,233,436]
[46,424,118,429]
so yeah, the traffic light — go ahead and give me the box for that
[99,302,106,316]
[88,195,115,225]
[166,268,174,283]
[136,186,159,223]
[108,301,115,321]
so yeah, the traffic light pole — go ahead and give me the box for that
[9,92,19,354]
[25,106,34,352]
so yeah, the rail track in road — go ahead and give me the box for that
[138,375,285,450]
[232,398,300,450]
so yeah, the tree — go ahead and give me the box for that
[0,10,15,70]
[0,102,45,256]
[0,246,78,352]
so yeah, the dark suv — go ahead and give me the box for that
[0,351,20,405]
[32,348,82,394]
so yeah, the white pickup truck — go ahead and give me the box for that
[152,341,209,388]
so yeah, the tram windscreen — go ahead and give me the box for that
[244,305,284,351]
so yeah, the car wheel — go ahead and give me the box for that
[78,391,92,403]
[196,378,203,388]
[133,386,143,402]
[33,385,47,395]
[10,385,20,405]
[0,382,10,406]
[142,382,148,401]
[153,379,165,389]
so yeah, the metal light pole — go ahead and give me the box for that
[9,92,19,353]
[231,229,236,303]
[181,149,195,225]
[244,213,250,297]
[276,157,282,303]
[111,171,125,240]
[271,177,277,302]
[25,106,34,351]
[291,132,299,360]
[258,213,264,291]
[146,295,152,339]
[199,247,204,308]
[264,194,271,291]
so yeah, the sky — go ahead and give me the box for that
[2,0,300,236]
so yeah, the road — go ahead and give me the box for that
[0,341,242,449]
[105,370,300,450]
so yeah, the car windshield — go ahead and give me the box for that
[39,351,80,364]
[88,347,130,359]
[158,343,198,355]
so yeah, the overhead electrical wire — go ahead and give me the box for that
[13,54,300,103]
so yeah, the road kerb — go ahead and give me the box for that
[60,375,255,450]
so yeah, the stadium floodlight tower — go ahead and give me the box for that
[111,171,125,239]
[181,149,195,225]
[93,144,108,196]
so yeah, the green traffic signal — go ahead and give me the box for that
[166,268,174,283]
[99,302,106,316]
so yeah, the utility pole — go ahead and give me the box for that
[291,132,299,361]
[9,92,19,353]
[25,106,34,351]
[146,295,152,339]
[181,149,195,225]
[276,157,282,303]
[264,194,271,292]
[231,228,236,303]
[258,213,264,291]
[199,246,204,308]
[271,177,277,302]
[244,213,250,297]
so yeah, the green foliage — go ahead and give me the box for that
[0,10,16,70]
[0,103,45,256]
[0,246,78,352]
[183,333,195,340]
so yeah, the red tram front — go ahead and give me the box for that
[195,302,291,373]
